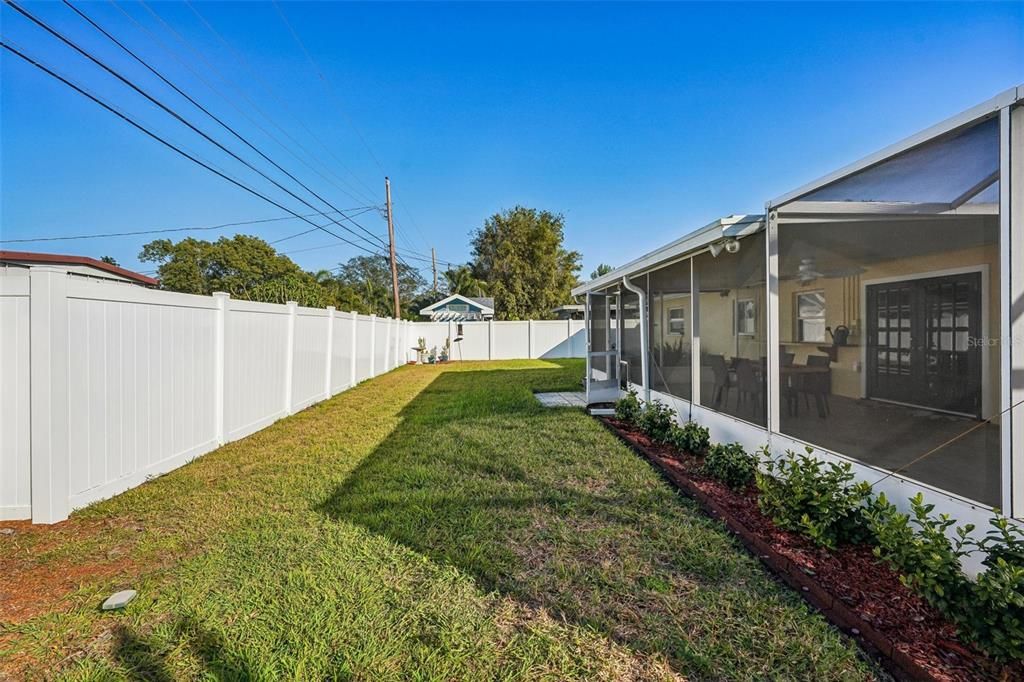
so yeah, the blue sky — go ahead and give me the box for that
[2,1,1022,281]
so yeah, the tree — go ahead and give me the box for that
[335,254,425,319]
[100,255,120,267]
[139,235,310,297]
[470,206,581,320]
[442,264,488,298]
[590,263,613,279]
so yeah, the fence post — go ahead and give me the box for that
[324,306,335,398]
[384,316,392,372]
[29,266,70,524]
[284,301,297,415]
[369,314,377,376]
[567,318,573,358]
[349,311,358,387]
[488,319,494,360]
[528,319,534,359]
[212,292,229,445]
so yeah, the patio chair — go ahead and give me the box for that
[801,354,832,417]
[734,358,763,416]
[706,354,733,408]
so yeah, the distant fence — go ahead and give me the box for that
[0,267,584,523]
[415,319,585,361]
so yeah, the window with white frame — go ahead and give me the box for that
[447,303,469,312]
[796,291,825,342]
[668,307,686,335]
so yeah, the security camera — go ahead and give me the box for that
[724,239,741,254]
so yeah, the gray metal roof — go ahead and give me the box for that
[571,214,764,296]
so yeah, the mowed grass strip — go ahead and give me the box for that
[1,360,879,680]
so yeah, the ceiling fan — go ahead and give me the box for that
[783,257,866,284]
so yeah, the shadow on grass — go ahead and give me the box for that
[111,616,261,681]
[315,362,868,678]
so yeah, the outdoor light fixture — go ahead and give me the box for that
[724,239,741,254]
[708,242,725,258]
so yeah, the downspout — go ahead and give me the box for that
[621,276,649,402]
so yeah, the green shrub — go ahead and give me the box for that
[755,447,872,549]
[702,442,756,490]
[865,493,972,616]
[637,400,677,443]
[959,516,1024,661]
[613,388,642,426]
[668,421,710,454]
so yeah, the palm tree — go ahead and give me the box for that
[443,265,488,298]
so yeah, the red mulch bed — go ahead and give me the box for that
[601,417,1023,682]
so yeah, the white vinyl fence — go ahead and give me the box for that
[415,319,585,361]
[0,267,585,523]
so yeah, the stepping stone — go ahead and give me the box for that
[101,589,137,611]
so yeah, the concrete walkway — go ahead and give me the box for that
[535,392,587,408]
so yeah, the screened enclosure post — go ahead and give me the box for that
[690,258,700,407]
[1008,104,1024,516]
[349,311,358,387]
[584,293,592,403]
[324,307,335,398]
[766,208,782,435]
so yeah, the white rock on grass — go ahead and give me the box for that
[101,589,137,611]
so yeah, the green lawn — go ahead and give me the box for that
[1,360,879,680]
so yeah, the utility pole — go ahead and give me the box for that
[385,177,400,319]
[431,247,438,292]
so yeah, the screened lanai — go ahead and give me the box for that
[578,86,1022,514]
[772,110,1004,506]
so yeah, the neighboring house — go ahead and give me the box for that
[575,85,1022,531]
[551,304,585,320]
[419,294,494,321]
[0,250,158,286]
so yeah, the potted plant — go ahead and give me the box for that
[427,346,438,364]
[439,337,451,362]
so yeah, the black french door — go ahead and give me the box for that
[866,272,982,418]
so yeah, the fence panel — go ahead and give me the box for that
[0,268,585,523]
[0,271,31,520]
[224,299,290,442]
[354,316,374,382]
[373,317,390,374]
[291,307,330,411]
[492,321,529,359]
[331,312,356,393]
[65,280,219,509]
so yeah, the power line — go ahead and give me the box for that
[63,0,390,252]
[4,0,386,254]
[182,0,381,207]
[123,0,379,209]
[0,40,385,260]
[0,207,377,244]
[270,0,434,255]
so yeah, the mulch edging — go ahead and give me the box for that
[597,417,1013,682]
